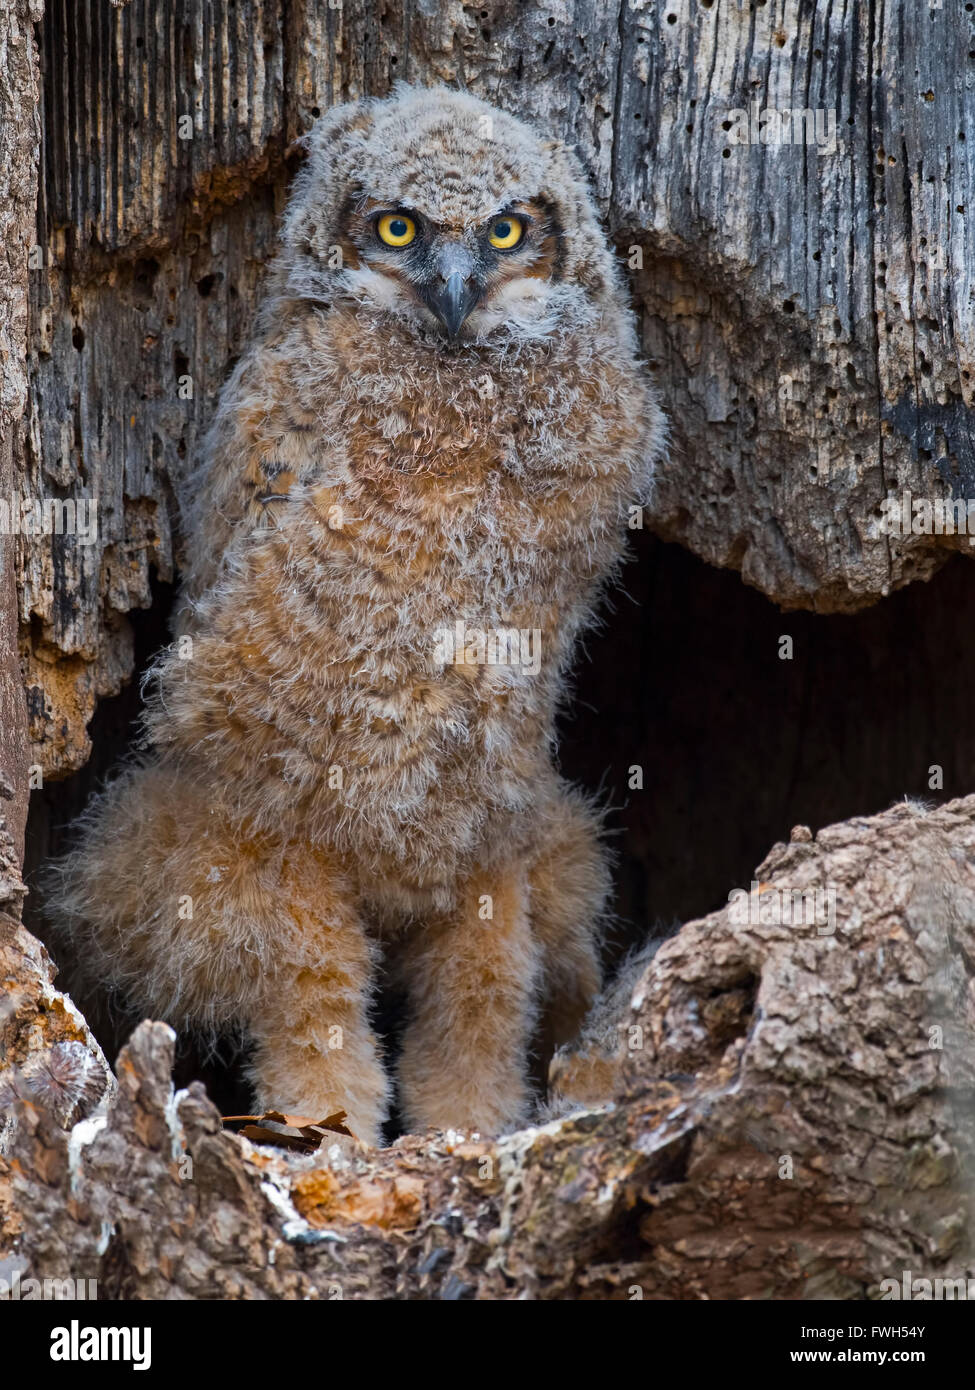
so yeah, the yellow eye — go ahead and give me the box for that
[488,216,525,250]
[377,213,417,247]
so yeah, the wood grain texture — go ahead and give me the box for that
[21,0,974,774]
[0,0,42,849]
[4,796,975,1298]
[4,1,973,1302]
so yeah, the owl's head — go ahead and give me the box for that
[275,85,622,348]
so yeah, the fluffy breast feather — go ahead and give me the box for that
[165,260,661,897]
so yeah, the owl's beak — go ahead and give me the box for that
[422,245,483,340]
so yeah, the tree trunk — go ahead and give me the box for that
[0,0,40,856]
[3,0,974,1300]
[5,796,975,1299]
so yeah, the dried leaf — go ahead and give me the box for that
[238,1124,319,1153]
[223,1107,354,1151]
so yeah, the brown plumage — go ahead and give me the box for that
[48,85,665,1145]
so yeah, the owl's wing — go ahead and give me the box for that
[177,336,342,610]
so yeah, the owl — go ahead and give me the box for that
[48,86,665,1147]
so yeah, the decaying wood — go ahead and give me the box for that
[4,0,974,1302]
[3,796,973,1299]
[0,813,111,1165]
[21,0,975,776]
[0,0,41,847]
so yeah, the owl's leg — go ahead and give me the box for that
[247,979,388,1148]
[48,760,388,1144]
[245,866,390,1148]
[397,865,542,1136]
[527,790,609,1063]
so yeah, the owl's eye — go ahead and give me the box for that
[488,216,525,250]
[377,213,417,247]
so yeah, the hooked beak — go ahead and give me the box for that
[421,245,483,340]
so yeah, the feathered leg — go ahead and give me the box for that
[246,858,390,1147]
[47,760,389,1143]
[528,788,609,1059]
[397,864,542,1136]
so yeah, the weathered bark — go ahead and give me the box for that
[627,1,974,613]
[3,0,975,1302]
[0,0,40,851]
[3,797,974,1299]
[0,813,111,1165]
[20,0,975,778]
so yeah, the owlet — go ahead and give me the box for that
[49,85,665,1146]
